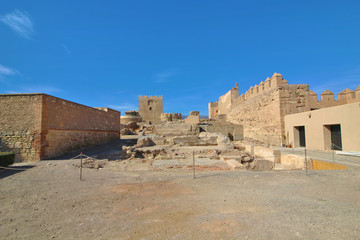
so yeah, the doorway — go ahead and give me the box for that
[294,126,306,147]
[323,124,342,150]
[330,125,342,150]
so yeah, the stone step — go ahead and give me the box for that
[223,159,246,170]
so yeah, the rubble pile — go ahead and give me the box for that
[73,158,108,169]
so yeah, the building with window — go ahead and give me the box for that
[284,102,360,151]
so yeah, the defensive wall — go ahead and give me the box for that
[0,93,120,162]
[160,113,182,122]
[209,73,360,146]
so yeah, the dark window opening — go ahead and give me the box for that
[228,133,234,141]
[331,124,342,150]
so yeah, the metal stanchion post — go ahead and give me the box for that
[305,148,308,175]
[332,143,335,163]
[193,151,195,179]
[80,152,83,180]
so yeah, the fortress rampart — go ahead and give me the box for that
[209,73,360,146]
[160,113,182,122]
[0,93,120,162]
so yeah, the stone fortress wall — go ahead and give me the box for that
[0,93,120,162]
[0,94,43,162]
[209,73,360,146]
[160,113,182,122]
[138,96,163,123]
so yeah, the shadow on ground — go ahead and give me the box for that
[0,165,35,179]
[48,138,138,160]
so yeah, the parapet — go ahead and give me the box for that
[209,102,218,107]
[338,88,355,101]
[190,111,200,116]
[160,112,182,122]
[320,90,335,101]
[308,86,360,109]
[237,72,289,103]
[139,95,163,100]
[356,85,360,99]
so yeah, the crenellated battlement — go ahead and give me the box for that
[208,72,360,147]
[160,112,182,122]
[139,95,163,100]
[239,73,289,103]
[308,86,360,109]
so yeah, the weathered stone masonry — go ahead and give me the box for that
[0,94,120,162]
[209,72,360,146]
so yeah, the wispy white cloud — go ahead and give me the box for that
[311,68,360,94]
[23,86,61,93]
[0,64,20,79]
[109,104,137,111]
[5,86,61,94]
[61,44,71,55]
[5,91,19,94]
[0,9,34,39]
[154,69,177,83]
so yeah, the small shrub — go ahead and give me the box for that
[0,152,15,167]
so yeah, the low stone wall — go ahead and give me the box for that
[243,144,280,163]
[280,154,307,169]
[154,123,199,136]
[201,123,243,141]
[242,143,310,170]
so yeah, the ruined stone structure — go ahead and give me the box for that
[160,113,182,122]
[120,111,142,125]
[0,93,120,162]
[209,73,360,146]
[138,96,163,123]
[184,111,200,124]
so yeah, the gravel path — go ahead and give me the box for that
[1,159,360,239]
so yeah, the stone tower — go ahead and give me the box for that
[138,96,163,123]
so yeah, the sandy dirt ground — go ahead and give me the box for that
[1,156,360,240]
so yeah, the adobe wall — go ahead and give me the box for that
[0,94,43,162]
[138,96,163,123]
[285,102,360,151]
[0,94,120,162]
[42,95,120,159]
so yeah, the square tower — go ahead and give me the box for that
[138,96,163,123]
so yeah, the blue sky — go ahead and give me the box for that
[1,0,360,115]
